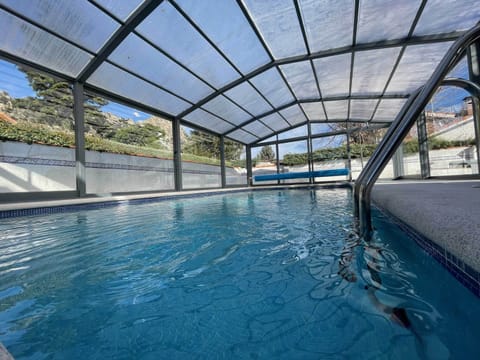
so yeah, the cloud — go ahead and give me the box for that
[133,111,141,118]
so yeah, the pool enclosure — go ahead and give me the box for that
[0,0,480,203]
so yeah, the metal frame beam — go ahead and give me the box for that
[467,39,480,173]
[417,111,430,179]
[172,117,183,191]
[220,135,226,188]
[73,82,86,196]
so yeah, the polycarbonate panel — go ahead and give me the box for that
[137,1,240,89]
[0,10,93,77]
[1,0,119,53]
[260,113,289,132]
[357,0,421,43]
[243,120,272,138]
[299,0,353,52]
[372,98,407,122]
[225,82,272,116]
[242,0,306,59]
[280,61,320,100]
[386,42,453,94]
[323,100,349,120]
[250,68,294,107]
[278,125,308,140]
[109,34,213,103]
[92,0,143,21]
[279,104,307,126]
[301,102,326,121]
[202,95,251,126]
[314,53,351,97]
[414,0,480,36]
[228,128,258,144]
[184,109,233,134]
[88,62,190,115]
[349,99,378,121]
[176,0,269,74]
[352,47,401,95]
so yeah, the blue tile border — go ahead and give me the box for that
[373,204,480,298]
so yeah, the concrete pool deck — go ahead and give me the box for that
[372,179,480,288]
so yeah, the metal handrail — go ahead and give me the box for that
[354,22,480,238]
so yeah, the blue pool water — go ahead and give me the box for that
[0,189,479,359]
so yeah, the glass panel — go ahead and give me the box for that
[324,100,349,120]
[279,104,307,125]
[312,135,349,182]
[278,125,308,140]
[373,99,408,122]
[250,68,295,108]
[88,62,190,116]
[386,42,454,94]
[299,0,353,52]
[352,47,401,95]
[176,0,270,74]
[357,0,421,43]
[260,113,289,132]
[0,9,93,78]
[181,125,222,189]
[242,0,306,59]
[314,53,351,97]
[401,121,421,177]
[427,88,478,176]
[92,0,144,21]
[277,140,309,183]
[84,93,174,193]
[228,128,258,144]
[350,99,379,121]
[252,144,277,185]
[0,60,76,192]
[225,82,272,116]
[311,123,337,136]
[184,109,234,134]
[414,0,480,36]
[109,34,213,103]
[243,120,272,139]
[1,0,119,53]
[202,95,251,126]
[137,1,240,89]
[280,61,319,100]
[258,135,277,144]
[301,102,326,121]
[225,141,248,186]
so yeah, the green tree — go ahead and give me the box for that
[112,124,165,147]
[257,145,275,161]
[183,130,243,160]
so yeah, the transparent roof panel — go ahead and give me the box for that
[243,120,272,139]
[184,108,234,134]
[109,34,213,103]
[88,62,190,116]
[280,61,320,100]
[137,1,240,89]
[1,0,119,53]
[92,0,143,21]
[350,99,379,121]
[278,125,308,140]
[279,104,307,126]
[386,42,453,94]
[260,113,289,132]
[357,0,421,43]
[250,68,295,108]
[301,102,326,121]
[352,47,401,95]
[324,100,349,120]
[311,123,338,136]
[202,95,251,125]
[372,98,408,122]
[225,82,272,116]
[299,0,354,52]
[258,134,277,144]
[176,0,270,74]
[0,9,93,78]
[314,53,351,97]
[414,0,480,36]
[242,0,306,59]
[228,128,258,144]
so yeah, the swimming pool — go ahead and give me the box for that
[0,188,478,359]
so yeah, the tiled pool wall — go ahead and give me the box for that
[374,205,480,298]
